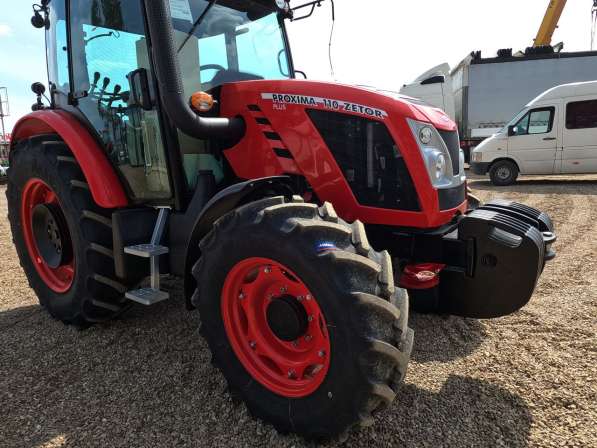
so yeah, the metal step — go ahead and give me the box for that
[124,208,170,306]
[124,243,169,258]
[126,287,169,306]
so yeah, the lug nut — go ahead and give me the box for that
[297,295,304,302]
[304,335,312,342]
[287,369,296,378]
[308,315,314,322]
[280,286,287,293]
[318,350,326,358]
[238,292,245,300]
[306,294,312,301]
[249,341,256,349]
[264,266,272,274]
[292,341,299,347]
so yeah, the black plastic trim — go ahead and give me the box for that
[470,161,490,175]
[274,148,293,159]
[167,176,294,306]
[264,131,282,141]
[439,184,466,210]
[256,117,271,125]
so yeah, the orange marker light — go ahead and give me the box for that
[190,91,215,113]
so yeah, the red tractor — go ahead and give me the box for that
[8,0,555,439]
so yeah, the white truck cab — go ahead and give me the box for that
[470,80,597,185]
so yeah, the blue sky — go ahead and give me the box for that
[0,0,593,133]
[0,0,46,134]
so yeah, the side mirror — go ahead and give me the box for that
[31,82,46,96]
[126,68,152,111]
[508,125,517,136]
[31,1,50,29]
[31,82,47,111]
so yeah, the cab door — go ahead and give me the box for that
[561,98,597,173]
[69,0,171,201]
[507,106,558,174]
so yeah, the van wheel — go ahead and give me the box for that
[489,160,518,186]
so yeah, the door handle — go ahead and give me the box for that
[543,137,556,141]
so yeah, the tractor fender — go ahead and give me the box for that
[10,110,128,208]
[171,175,294,306]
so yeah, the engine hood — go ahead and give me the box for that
[218,78,468,228]
[219,79,457,132]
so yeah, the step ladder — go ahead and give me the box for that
[124,207,170,306]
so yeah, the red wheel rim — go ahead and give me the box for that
[221,258,331,398]
[21,178,75,293]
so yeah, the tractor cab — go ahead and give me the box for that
[45,0,293,203]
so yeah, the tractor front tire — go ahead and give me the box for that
[7,135,130,326]
[192,196,413,439]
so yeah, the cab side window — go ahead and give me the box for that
[513,108,554,135]
[566,100,597,130]
[46,0,70,97]
[70,0,171,200]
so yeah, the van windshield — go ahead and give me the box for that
[501,108,529,133]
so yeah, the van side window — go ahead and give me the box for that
[566,100,597,130]
[513,107,554,135]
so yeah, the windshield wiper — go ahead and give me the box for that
[177,0,218,53]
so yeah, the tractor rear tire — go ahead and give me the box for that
[7,135,130,326]
[192,196,413,440]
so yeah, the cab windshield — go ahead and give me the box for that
[171,0,291,96]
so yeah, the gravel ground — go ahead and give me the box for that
[1,174,596,448]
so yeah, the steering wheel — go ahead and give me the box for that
[200,64,226,72]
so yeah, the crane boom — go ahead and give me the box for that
[534,0,567,47]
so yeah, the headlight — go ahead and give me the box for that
[434,153,447,180]
[471,151,483,162]
[419,126,433,145]
[407,119,458,189]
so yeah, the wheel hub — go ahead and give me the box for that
[221,257,331,398]
[266,295,309,342]
[21,178,75,293]
[32,203,68,268]
[497,167,511,180]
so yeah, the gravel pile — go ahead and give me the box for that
[1,175,596,448]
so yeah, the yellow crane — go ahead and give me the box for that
[533,0,568,47]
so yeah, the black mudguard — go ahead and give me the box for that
[440,201,555,318]
[168,176,294,307]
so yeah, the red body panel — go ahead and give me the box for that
[220,80,467,228]
[11,110,128,209]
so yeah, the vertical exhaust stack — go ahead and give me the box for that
[143,0,245,140]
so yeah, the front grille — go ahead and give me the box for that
[438,129,460,174]
[307,109,420,211]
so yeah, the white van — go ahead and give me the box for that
[470,80,597,185]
